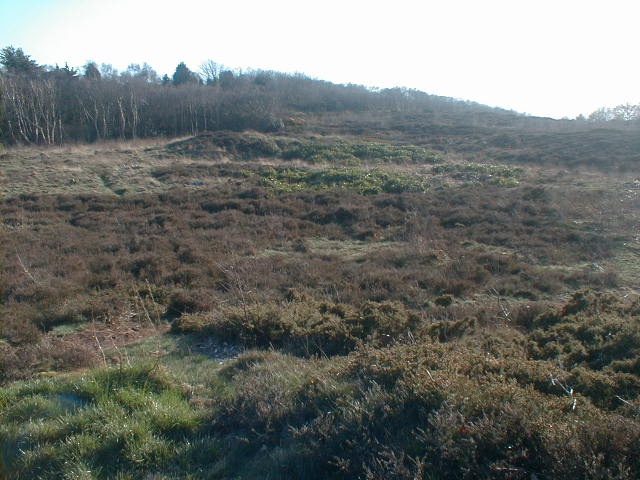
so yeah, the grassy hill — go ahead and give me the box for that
[1,97,640,479]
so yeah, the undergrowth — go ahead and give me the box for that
[280,139,442,165]
[259,166,430,194]
[2,291,640,479]
[432,163,523,186]
[166,132,442,166]
[1,129,639,478]
[172,298,419,356]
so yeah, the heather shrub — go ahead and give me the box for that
[1,337,97,382]
[259,166,429,195]
[280,138,440,165]
[2,125,639,479]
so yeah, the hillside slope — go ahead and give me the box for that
[1,105,640,478]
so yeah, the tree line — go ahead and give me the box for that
[3,45,633,146]
[585,104,640,123]
[0,46,437,145]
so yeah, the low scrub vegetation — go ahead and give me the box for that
[432,163,523,186]
[1,120,639,478]
[4,292,640,479]
[172,298,419,356]
[259,166,430,194]
[166,132,443,166]
[280,138,442,165]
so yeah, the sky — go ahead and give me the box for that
[1,0,638,119]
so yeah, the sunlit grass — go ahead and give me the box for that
[0,364,211,479]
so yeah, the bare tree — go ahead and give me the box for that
[200,59,220,85]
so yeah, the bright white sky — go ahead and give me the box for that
[1,0,638,119]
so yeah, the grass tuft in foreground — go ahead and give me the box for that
[0,364,214,479]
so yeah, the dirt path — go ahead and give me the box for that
[55,319,171,362]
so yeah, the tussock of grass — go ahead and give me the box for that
[0,365,208,479]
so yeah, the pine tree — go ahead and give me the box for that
[0,46,42,75]
[172,62,199,86]
[83,61,102,80]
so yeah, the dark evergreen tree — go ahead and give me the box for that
[219,70,235,89]
[83,61,101,80]
[48,63,78,81]
[0,46,42,75]
[172,62,199,86]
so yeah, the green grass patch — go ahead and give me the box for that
[281,139,442,165]
[259,166,429,194]
[433,162,523,186]
[0,365,211,479]
[111,332,239,400]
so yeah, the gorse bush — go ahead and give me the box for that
[433,163,523,178]
[433,163,523,186]
[166,131,281,160]
[259,166,429,194]
[172,298,420,356]
[3,289,640,478]
[198,331,640,479]
[165,133,442,166]
[528,290,640,370]
[280,139,442,165]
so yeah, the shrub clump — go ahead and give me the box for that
[528,290,640,370]
[206,339,640,479]
[433,162,523,185]
[259,166,429,195]
[172,299,419,356]
[281,139,441,165]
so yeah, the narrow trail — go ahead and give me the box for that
[56,318,243,366]
[54,319,172,363]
